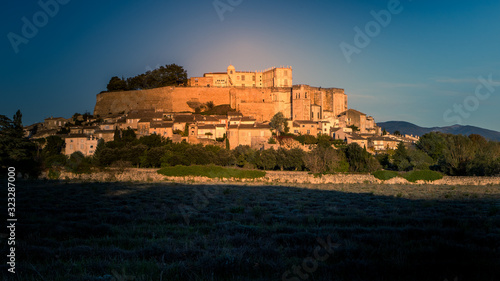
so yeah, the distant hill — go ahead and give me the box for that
[377,121,500,142]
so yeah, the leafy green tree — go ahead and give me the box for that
[304,146,347,174]
[343,143,380,172]
[438,134,474,176]
[392,142,412,171]
[0,110,40,177]
[232,145,256,168]
[270,112,287,136]
[66,151,92,174]
[121,128,137,143]
[42,136,64,158]
[138,134,164,148]
[255,148,277,170]
[108,63,188,91]
[216,148,236,166]
[107,76,127,91]
[140,146,166,168]
[416,132,447,161]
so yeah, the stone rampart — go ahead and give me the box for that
[94,86,231,116]
[43,169,500,186]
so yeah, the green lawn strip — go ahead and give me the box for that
[157,164,266,179]
[372,170,399,181]
[373,170,443,182]
[402,170,444,182]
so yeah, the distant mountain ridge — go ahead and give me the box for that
[377,121,500,142]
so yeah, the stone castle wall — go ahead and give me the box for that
[94,85,345,122]
[94,86,231,116]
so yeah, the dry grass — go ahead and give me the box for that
[1,180,499,280]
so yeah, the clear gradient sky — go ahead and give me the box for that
[1,0,499,131]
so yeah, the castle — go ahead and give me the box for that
[94,65,349,125]
[188,65,293,88]
[26,65,417,157]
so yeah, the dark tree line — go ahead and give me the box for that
[0,110,40,177]
[376,132,500,176]
[107,64,188,92]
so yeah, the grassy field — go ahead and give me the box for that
[157,165,266,179]
[1,180,500,280]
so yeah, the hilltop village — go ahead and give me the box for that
[26,65,419,156]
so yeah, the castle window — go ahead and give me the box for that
[284,70,288,76]
[241,75,245,81]
[230,70,233,74]
[305,93,307,98]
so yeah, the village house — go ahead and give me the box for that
[227,123,272,149]
[368,136,400,151]
[64,134,100,156]
[346,133,369,148]
[125,111,163,130]
[292,120,321,136]
[149,122,174,139]
[44,117,68,130]
[94,129,115,142]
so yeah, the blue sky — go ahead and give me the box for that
[1,0,499,131]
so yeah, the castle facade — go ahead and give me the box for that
[188,65,293,88]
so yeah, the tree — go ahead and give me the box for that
[392,142,412,171]
[348,125,359,132]
[304,146,347,174]
[270,112,287,136]
[107,76,127,92]
[107,63,188,91]
[343,143,380,173]
[0,110,40,177]
[206,101,215,110]
[393,130,401,136]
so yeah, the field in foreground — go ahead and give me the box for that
[1,181,500,281]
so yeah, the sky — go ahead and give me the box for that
[1,0,499,131]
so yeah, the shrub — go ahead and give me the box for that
[372,170,399,181]
[48,169,61,180]
[402,170,443,182]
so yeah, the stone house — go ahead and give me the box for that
[227,123,272,149]
[64,134,99,156]
[44,117,68,130]
[149,122,174,139]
